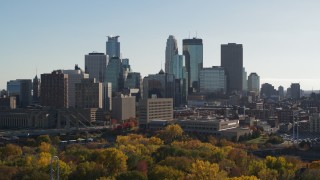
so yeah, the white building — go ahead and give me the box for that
[85,52,108,83]
[199,66,226,94]
[61,69,89,108]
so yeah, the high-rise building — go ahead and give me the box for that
[112,95,136,121]
[172,54,188,105]
[248,72,260,95]
[33,75,40,103]
[165,35,178,74]
[199,66,226,94]
[106,36,120,58]
[61,69,89,108]
[278,86,284,100]
[139,98,173,128]
[125,72,142,89]
[7,79,32,108]
[221,43,243,93]
[85,52,107,83]
[104,82,112,111]
[40,70,68,108]
[291,83,301,99]
[122,58,131,82]
[242,68,248,92]
[260,83,277,99]
[105,57,123,93]
[143,70,175,103]
[183,38,203,93]
[75,78,103,109]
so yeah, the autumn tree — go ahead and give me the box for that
[187,159,227,180]
[97,148,128,176]
[157,124,184,144]
[148,165,185,180]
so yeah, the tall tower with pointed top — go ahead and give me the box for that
[165,35,178,74]
[33,75,40,103]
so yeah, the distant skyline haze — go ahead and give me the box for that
[1,1,320,90]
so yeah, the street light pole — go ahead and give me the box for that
[50,156,60,180]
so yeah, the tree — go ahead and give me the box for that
[36,135,51,145]
[148,165,185,180]
[158,124,184,143]
[116,171,147,180]
[187,159,226,180]
[2,144,22,159]
[227,176,259,180]
[98,148,128,176]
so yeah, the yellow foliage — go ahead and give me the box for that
[227,175,259,180]
[39,142,51,153]
[187,159,220,180]
[37,152,51,167]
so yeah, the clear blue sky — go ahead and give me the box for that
[1,0,320,90]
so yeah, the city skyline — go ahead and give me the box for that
[1,1,320,90]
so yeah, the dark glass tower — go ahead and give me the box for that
[221,43,243,94]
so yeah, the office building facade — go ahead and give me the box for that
[248,72,260,95]
[105,57,123,93]
[221,43,243,93]
[199,66,226,94]
[106,36,120,58]
[85,52,107,83]
[7,79,32,108]
[112,95,136,121]
[183,38,203,93]
[40,71,68,108]
[165,35,178,74]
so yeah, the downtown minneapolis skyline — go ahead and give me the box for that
[1,1,320,90]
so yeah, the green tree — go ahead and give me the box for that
[36,134,51,145]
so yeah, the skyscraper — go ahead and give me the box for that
[85,52,107,83]
[248,72,260,95]
[75,78,103,109]
[105,57,123,93]
[165,35,178,74]
[242,68,248,92]
[290,83,301,99]
[183,38,203,93]
[106,36,120,58]
[221,43,243,93]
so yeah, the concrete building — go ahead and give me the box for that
[85,52,107,83]
[183,38,203,93]
[139,98,173,128]
[112,95,136,121]
[61,69,89,108]
[248,72,260,95]
[40,70,68,108]
[290,83,301,99]
[165,35,178,74]
[199,66,226,94]
[7,79,32,108]
[106,35,120,58]
[221,43,243,93]
[143,70,175,104]
[75,79,103,109]
[105,57,123,93]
